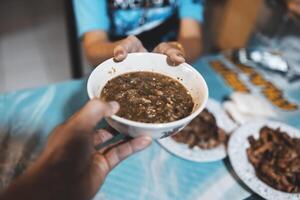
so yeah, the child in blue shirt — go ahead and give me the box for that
[73,0,204,66]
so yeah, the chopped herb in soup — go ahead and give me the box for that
[100,72,194,123]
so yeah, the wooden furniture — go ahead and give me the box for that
[205,0,264,51]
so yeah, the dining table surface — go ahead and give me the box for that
[0,54,299,200]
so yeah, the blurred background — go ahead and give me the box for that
[0,0,299,92]
[1,0,69,92]
[0,0,91,92]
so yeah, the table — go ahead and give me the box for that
[0,55,299,200]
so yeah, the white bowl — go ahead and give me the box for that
[87,53,208,139]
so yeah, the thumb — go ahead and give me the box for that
[90,136,152,192]
[68,99,119,131]
[113,44,127,62]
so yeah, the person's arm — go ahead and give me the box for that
[84,29,192,67]
[287,0,300,19]
[83,31,147,67]
[174,0,204,63]
[83,30,119,66]
[152,19,202,65]
[178,19,203,63]
[153,0,203,64]
[73,0,147,67]
[0,100,151,200]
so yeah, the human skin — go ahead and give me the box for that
[0,100,152,200]
[83,19,202,67]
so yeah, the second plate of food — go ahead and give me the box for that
[228,120,300,200]
[158,99,237,162]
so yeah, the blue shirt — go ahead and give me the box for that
[73,0,204,39]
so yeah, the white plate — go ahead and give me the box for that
[228,120,300,200]
[158,99,237,162]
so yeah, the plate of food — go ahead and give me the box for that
[158,99,237,162]
[228,120,300,200]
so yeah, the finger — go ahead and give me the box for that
[128,35,147,53]
[139,45,148,52]
[91,152,110,180]
[113,36,145,62]
[153,42,168,54]
[104,136,152,170]
[163,48,184,66]
[93,129,114,146]
[90,136,152,188]
[153,45,159,53]
[173,54,185,64]
[114,44,128,62]
[153,43,185,65]
[97,134,129,153]
[130,36,147,52]
[168,51,185,65]
[114,36,136,61]
[68,99,119,131]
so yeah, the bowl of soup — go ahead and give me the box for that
[87,53,208,139]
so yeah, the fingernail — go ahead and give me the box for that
[116,52,124,59]
[108,101,120,114]
[117,52,124,58]
[177,56,185,64]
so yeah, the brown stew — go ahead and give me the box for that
[100,72,194,123]
[172,108,227,149]
[247,126,300,193]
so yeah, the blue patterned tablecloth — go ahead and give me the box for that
[0,56,299,200]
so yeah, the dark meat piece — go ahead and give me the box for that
[247,126,300,193]
[101,72,194,123]
[172,109,228,149]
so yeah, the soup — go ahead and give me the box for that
[100,72,194,123]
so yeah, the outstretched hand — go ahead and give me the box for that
[0,99,152,200]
